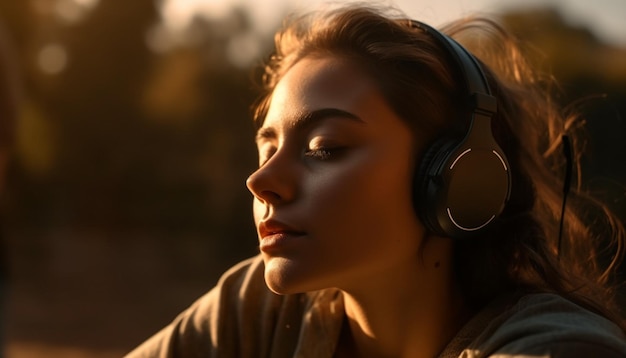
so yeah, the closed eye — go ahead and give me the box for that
[304,147,346,161]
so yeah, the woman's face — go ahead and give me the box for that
[247,56,427,294]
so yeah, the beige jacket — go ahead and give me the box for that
[126,255,626,357]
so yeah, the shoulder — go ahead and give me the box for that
[125,255,340,358]
[125,255,295,357]
[468,293,626,357]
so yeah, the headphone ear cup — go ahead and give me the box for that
[414,138,457,235]
[414,132,511,239]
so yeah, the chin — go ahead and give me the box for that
[264,272,305,295]
[263,257,323,295]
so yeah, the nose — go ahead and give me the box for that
[246,154,296,206]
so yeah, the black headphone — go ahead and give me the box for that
[410,20,511,239]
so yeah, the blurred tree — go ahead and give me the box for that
[2,1,262,241]
[0,0,264,354]
[501,8,626,220]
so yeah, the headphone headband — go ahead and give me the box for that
[409,20,497,116]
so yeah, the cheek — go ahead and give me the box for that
[309,154,420,238]
[302,160,426,277]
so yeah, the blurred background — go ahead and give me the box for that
[0,0,624,357]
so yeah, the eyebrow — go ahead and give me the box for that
[255,108,365,141]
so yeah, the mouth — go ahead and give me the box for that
[258,219,306,252]
[258,219,304,238]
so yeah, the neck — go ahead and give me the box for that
[336,237,472,358]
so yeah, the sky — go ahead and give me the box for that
[160,0,626,46]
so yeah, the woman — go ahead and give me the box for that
[127,4,626,357]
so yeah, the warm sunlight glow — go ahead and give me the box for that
[227,32,262,68]
[38,43,68,75]
[160,0,233,32]
[159,0,625,45]
[73,0,99,8]
[53,0,100,24]
[159,0,292,35]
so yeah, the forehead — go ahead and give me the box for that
[263,56,383,128]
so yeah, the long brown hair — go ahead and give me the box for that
[253,4,625,330]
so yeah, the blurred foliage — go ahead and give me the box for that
[0,0,624,355]
[2,0,261,240]
[502,8,626,217]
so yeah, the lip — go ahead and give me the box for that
[258,219,306,252]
